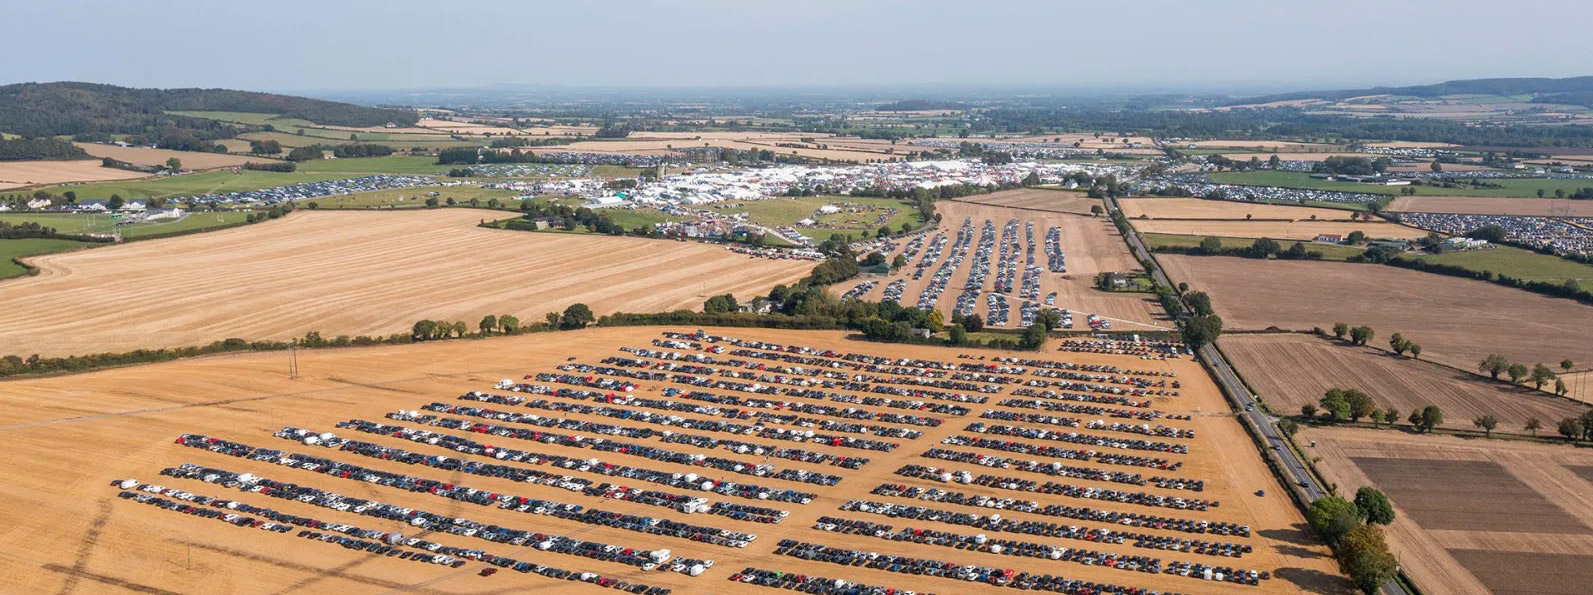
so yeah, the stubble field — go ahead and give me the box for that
[0,327,1349,595]
[74,143,282,170]
[1157,256,1593,372]
[0,209,811,357]
[1221,334,1588,430]
[0,159,149,189]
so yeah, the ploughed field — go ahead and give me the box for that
[0,209,811,357]
[1300,427,1593,595]
[841,200,1169,331]
[954,188,1103,216]
[1158,256,1593,373]
[1221,334,1589,431]
[0,327,1347,595]
[1119,198,1426,240]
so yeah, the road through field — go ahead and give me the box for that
[0,210,812,356]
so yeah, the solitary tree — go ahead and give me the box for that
[498,314,520,334]
[411,320,437,341]
[479,315,497,335]
[1479,354,1510,380]
[1198,236,1223,255]
[1319,389,1352,424]
[1408,343,1422,359]
[1556,378,1569,397]
[1525,417,1542,436]
[1473,415,1498,437]
[1349,325,1374,346]
[1557,417,1583,441]
[559,303,595,329]
[1507,363,1529,385]
[166,157,182,171]
[1338,524,1398,595]
[1354,487,1396,525]
[1381,408,1400,427]
[1410,405,1443,433]
[1332,322,1349,340]
[1306,496,1360,544]
[1561,359,1576,374]
[1388,333,1408,355]
[1530,363,1556,390]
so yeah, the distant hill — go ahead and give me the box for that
[1222,76,1593,107]
[0,82,420,139]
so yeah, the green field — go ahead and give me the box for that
[308,186,519,209]
[717,195,920,241]
[34,171,354,201]
[1210,170,1593,198]
[0,211,252,239]
[1142,232,1367,261]
[0,238,96,279]
[293,156,450,175]
[1415,245,1593,284]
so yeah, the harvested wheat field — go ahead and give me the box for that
[1158,256,1593,372]
[0,159,148,188]
[1120,198,1356,221]
[0,326,1349,595]
[844,200,1169,330]
[1299,427,1593,595]
[1187,140,1340,151]
[1130,220,1425,241]
[74,143,282,170]
[0,210,810,357]
[1387,196,1593,217]
[1222,334,1588,430]
[954,188,1102,215]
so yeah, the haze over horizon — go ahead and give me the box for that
[4,0,1591,96]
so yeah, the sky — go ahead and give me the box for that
[4,0,1591,95]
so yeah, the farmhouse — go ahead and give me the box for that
[1313,233,1343,244]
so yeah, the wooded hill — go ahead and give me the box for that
[0,82,420,138]
[1222,76,1593,107]
[0,137,88,161]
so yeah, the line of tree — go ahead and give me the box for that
[1305,488,1398,594]
[1157,236,1326,260]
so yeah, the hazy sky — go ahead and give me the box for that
[5,0,1590,94]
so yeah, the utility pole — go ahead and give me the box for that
[289,340,299,379]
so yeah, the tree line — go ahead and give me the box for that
[0,137,90,161]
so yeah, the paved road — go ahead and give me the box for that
[1102,193,1410,595]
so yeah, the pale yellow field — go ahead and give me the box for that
[0,327,1349,595]
[1119,198,1356,221]
[0,159,148,188]
[75,143,283,170]
[1218,152,1375,162]
[0,209,811,357]
[1187,140,1340,151]
[1131,220,1427,240]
